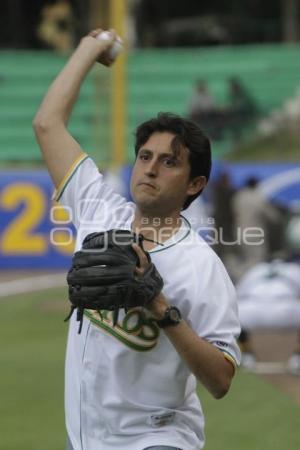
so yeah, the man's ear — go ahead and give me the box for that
[187,176,207,196]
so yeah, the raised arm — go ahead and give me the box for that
[33,29,116,188]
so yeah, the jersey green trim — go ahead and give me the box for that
[85,310,159,352]
[149,216,192,254]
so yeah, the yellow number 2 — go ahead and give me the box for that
[0,183,47,255]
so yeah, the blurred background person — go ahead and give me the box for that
[211,170,236,269]
[232,176,281,278]
[236,191,300,372]
[224,77,259,140]
[36,0,75,52]
[187,80,216,119]
[187,79,223,140]
[236,256,300,373]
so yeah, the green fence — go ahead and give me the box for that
[0,44,300,165]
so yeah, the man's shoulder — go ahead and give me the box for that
[176,228,223,269]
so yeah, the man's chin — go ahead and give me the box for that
[136,198,157,210]
[135,197,162,215]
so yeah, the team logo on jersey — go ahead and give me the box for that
[85,308,160,351]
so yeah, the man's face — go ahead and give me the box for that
[130,131,203,216]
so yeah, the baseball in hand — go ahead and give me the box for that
[96,31,123,61]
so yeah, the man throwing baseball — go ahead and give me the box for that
[33,29,241,450]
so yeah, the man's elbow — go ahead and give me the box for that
[32,114,61,135]
[33,114,51,132]
[210,371,234,399]
[212,379,231,399]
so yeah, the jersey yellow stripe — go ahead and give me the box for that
[223,352,237,372]
[52,153,88,201]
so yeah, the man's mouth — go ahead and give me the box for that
[138,182,157,190]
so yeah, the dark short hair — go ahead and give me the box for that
[134,112,211,209]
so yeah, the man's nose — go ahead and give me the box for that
[145,159,159,177]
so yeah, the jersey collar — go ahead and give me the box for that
[124,211,192,254]
[148,215,192,254]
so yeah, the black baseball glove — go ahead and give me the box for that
[65,229,164,333]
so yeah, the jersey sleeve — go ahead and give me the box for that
[188,254,241,369]
[52,153,133,231]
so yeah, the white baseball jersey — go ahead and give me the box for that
[237,260,300,330]
[54,153,241,450]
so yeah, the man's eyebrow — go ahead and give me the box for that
[139,148,177,158]
[138,148,152,153]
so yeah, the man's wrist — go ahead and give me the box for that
[79,36,100,52]
[149,293,170,320]
[78,36,106,58]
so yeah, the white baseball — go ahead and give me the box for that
[96,31,123,60]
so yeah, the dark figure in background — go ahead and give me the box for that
[187,80,223,140]
[187,77,258,141]
[224,77,259,139]
[212,171,236,262]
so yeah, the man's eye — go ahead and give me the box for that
[139,154,149,160]
[164,158,176,167]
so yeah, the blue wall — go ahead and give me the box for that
[0,170,75,269]
[1,163,299,269]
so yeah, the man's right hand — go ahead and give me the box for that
[85,28,117,66]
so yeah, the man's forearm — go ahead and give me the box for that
[34,37,107,127]
[164,320,234,398]
[151,294,235,399]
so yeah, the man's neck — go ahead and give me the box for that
[132,210,182,251]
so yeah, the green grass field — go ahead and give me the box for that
[1,287,300,450]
